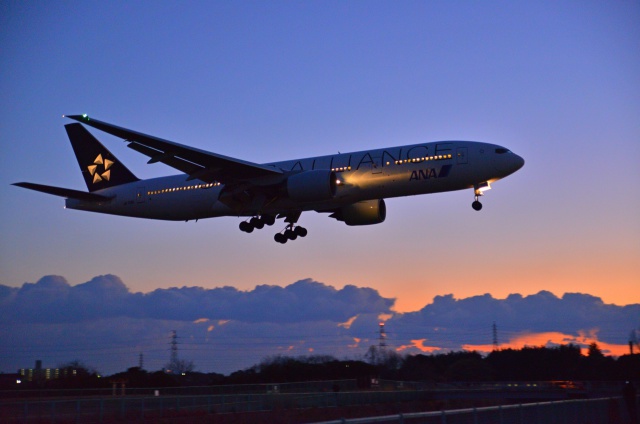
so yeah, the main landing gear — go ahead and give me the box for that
[239,212,307,243]
[239,215,276,233]
[274,224,308,244]
[274,211,306,244]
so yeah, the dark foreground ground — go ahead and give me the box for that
[99,399,462,424]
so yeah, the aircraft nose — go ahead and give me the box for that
[492,146,525,176]
[513,153,525,171]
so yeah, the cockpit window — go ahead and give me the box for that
[495,148,509,154]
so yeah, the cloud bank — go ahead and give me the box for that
[0,275,392,324]
[1,275,637,375]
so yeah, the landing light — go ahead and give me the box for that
[336,179,342,185]
[474,182,491,195]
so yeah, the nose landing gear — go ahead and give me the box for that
[472,182,490,211]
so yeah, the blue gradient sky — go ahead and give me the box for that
[1,1,639,313]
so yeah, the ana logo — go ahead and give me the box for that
[408,164,452,181]
[87,154,113,184]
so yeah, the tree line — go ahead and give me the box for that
[5,343,639,390]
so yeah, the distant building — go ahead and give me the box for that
[18,360,79,382]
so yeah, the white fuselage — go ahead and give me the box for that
[66,140,524,221]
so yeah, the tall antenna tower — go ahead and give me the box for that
[378,322,387,349]
[630,329,639,355]
[139,352,144,370]
[492,322,499,351]
[169,330,178,370]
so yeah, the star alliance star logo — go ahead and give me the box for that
[87,154,113,184]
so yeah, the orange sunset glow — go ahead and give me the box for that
[396,339,442,353]
[395,332,632,358]
[463,331,631,357]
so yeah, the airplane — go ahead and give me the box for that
[13,114,525,243]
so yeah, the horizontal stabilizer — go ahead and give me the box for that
[12,182,112,202]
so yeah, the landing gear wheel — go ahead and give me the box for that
[284,229,298,240]
[472,200,483,211]
[294,226,308,237]
[274,233,287,244]
[263,215,276,226]
[239,221,254,232]
[250,217,264,229]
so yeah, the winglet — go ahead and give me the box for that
[65,113,90,121]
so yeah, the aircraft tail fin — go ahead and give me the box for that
[65,123,139,192]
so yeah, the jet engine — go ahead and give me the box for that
[286,170,337,202]
[331,199,386,226]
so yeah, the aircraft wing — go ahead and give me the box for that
[64,115,283,184]
[12,182,112,202]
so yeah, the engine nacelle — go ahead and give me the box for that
[286,170,337,202]
[334,199,386,226]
